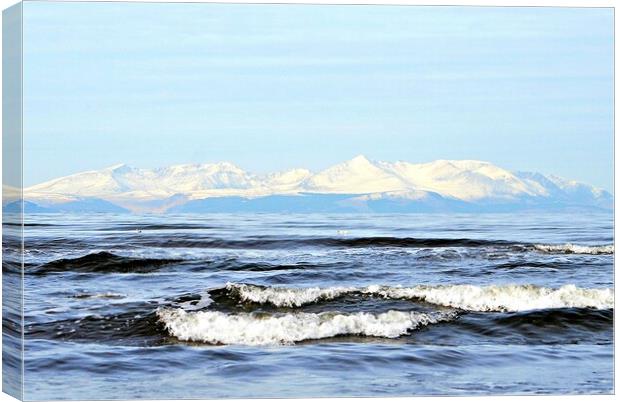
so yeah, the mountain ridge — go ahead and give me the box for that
[22,156,612,213]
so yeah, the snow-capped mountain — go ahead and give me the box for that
[22,156,612,213]
[304,155,408,194]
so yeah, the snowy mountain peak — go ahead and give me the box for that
[347,154,374,165]
[303,155,407,194]
[23,157,612,213]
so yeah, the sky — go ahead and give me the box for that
[23,2,613,190]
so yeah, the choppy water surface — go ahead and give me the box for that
[16,212,614,399]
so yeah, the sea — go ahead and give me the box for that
[3,211,615,399]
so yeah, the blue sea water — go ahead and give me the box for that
[10,212,614,399]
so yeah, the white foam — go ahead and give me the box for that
[225,283,613,312]
[157,309,454,345]
[372,284,614,312]
[227,282,357,307]
[533,243,613,255]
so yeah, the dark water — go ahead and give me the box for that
[9,212,615,399]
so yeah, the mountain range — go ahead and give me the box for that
[14,155,612,213]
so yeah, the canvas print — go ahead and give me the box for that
[2,1,614,400]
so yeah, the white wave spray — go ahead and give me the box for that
[226,283,614,312]
[372,284,614,312]
[157,309,455,346]
[533,243,613,255]
[227,282,356,307]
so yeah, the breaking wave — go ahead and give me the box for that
[533,243,613,255]
[157,309,456,346]
[226,283,357,307]
[224,283,614,312]
[370,284,614,312]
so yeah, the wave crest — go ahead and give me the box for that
[533,243,613,255]
[226,282,356,307]
[157,309,455,345]
[35,252,182,274]
[224,283,613,312]
[375,284,613,312]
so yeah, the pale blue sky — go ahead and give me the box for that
[23,2,613,190]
